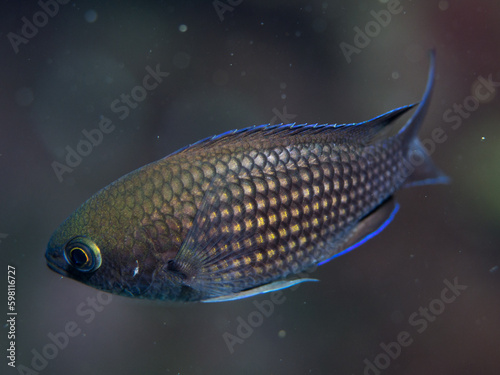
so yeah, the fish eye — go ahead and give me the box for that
[64,236,102,272]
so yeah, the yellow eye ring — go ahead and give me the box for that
[64,236,102,272]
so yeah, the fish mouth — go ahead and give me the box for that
[46,260,68,276]
[45,247,70,277]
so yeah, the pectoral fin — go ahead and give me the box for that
[201,278,318,303]
[318,197,399,266]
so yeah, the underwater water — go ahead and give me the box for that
[2,1,500,374]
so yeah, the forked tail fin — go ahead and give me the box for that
[398,50,450,187]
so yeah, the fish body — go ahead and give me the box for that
[46,52,447,302]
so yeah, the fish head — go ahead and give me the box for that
[45,181,183,299]
[45,216,140,297]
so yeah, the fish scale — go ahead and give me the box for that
[46,52,448,302]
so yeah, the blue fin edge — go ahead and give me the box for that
[201,278,318,303]
[317,202,400,266]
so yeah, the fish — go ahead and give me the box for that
[45,51,448,303]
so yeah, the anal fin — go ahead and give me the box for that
[201,278,318,303]
[318,197,399,266]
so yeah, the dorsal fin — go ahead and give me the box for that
[167,103,416,158]
[335,104,416,145]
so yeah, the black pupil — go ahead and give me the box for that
[71,248,89,267]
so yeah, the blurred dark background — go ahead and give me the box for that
[1,1,499,374]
